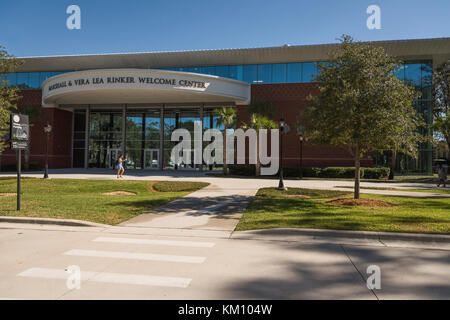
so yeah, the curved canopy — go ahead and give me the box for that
[41,69,250,107]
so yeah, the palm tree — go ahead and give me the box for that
[213,107,236,175]
[242,114,277,176]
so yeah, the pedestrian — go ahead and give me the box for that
[116,154,125,179]
[437,163,447,188]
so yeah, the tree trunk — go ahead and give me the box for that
[223,125,227,175]
[354,147,361,199]
[389,150,397,180]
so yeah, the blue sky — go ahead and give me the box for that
[1,0,449,57]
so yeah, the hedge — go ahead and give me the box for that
[0,162,41,172]
[228,165,389,179]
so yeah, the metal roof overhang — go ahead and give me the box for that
[18,37,450,72]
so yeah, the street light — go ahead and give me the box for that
[43,122,52,179]
[277,118,287,191]
[296,124,305,180]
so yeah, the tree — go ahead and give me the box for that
[242,100,277,176]
[0,46,23,154]
[304,35,421,199]
[432,60,450,165]
[213,107,236,175]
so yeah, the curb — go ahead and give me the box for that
[231,228,450,243]
[0,216,109,228]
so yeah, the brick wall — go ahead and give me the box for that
[237,83,373,168]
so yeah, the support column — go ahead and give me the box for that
[159,105,164,170]
[199,104,204,171]
[122,104,127,158]
[84,105,90,169]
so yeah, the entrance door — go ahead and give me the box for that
[143,149,159,170]
[108,148,121,169]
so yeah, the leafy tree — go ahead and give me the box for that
[0,46,23,154]
[213,107,236,175]
[304,35,421,198]
[242,100,277,176]
[432,60,450,165]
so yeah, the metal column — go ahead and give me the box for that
[159,104,164,170]
[122,104,127,158]
[199,104,204,171]
[84,105,90,169]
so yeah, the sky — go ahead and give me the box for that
[1,0,449,57]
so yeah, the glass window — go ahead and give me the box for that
[302,62,317,82]
[257,64,272,83]
[394,65,405,80]
[404,63,422,89]
[243,65,257,83]
[287,63,301,83]
[272,63,287,83]
[6,73,17,86]
[228,65,243,81]
[215,65,229,78]
[28,72,40,88]
[421,61,433,100]
[16,73,30,89]
[200,66,216,75]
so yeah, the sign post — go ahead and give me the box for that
[10,113,29,211]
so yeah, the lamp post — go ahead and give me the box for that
[277,118,287,191]
[296,124,305,180]
[43,122,52,179]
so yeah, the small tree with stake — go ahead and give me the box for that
[304,35,421,199]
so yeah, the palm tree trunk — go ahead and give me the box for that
[389,150,397,180]
[223,124,227,175]
[354,146,361,199]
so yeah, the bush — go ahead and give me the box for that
[228,164,255,176]
[152,181,209,192]
[362,167,390,179]
[0,162,41,172]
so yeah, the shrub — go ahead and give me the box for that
[362,167,390,179]
[0,161,41,172]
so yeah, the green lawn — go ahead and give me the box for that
[0,178,208,225]
[235,187,450,234]
[335,185,450,194]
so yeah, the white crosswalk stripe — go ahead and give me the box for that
[18,267,191,288]
[92,236,215,248]
[64,249,207,263]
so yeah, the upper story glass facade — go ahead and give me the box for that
[0,61,432,97]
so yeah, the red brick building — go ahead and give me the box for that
[2,38,450,173]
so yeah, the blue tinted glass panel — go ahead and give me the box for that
[404,63,421,88]
[272,64,286,83]
[190,66,201,74]
[29,72,40,88]
[243,65,257,83]
[421,62,432,100]
[6,73,17,86]
[287,63,301,83]
[200,66,216,75]
[216,65,229,78]
[228,65,238,80]
[394,65,405,80]
[302,62,317,82]
[257,64,272,83]
[16,73,29,88]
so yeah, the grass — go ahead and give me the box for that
[0,178,208,225]
[335,185,450,194]
[235,187,450,234]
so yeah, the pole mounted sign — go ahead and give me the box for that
[10,113,29,211]
[10,113,29,149]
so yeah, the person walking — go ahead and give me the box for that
[437,163,447,188]
[116,154,125,179]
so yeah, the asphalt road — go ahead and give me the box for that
[1,223,449,300]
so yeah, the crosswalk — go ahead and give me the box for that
[15,235,216,294]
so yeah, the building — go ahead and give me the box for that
[2,37,450,173]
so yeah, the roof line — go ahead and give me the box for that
[17,36,450,59]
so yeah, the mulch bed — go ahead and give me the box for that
[103,191,136,196]
[327,198,393,207]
